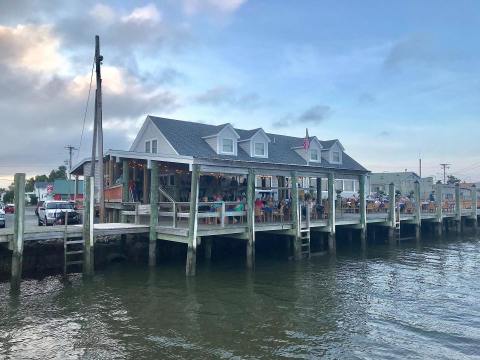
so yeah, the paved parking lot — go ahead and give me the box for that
[4,207,39,229]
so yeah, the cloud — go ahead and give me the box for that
[195,86,260,109]
[298,105,331,124]
[0,22,179,178]
[121,4,162,24]
[183,0,247,15]
[273,104,332,128]
[384,34,437,69]
[358,92,376,104]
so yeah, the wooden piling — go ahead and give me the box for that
[359,174,367,248]
[327,172,336,253]
[435,183,443,237]
[388,182,396,244]
[246,169,255,269]
[204,237,212,261]
[121,158,129,223]
[455,184,462,234]
[83,176,95,276]
[186,164,200,276]
[149,161,159,267]
[11,173,25,291]
[471,185,478,231]
[414,180,421,241]
[290,171,301,260]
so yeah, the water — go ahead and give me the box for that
[1,235,480,359]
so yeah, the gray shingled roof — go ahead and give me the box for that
[149,116,367,172]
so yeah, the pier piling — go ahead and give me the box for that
[186,164,200,276]
[327,172,336,253]
[246,169,255,269]
[149,161,159,267]
[83,176,95,276]
[11,173,25,291]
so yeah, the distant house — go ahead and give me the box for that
[51,179,84,201]
[34,181,52,202]
[369,172,434,199]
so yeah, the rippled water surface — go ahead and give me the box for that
[1,234,480,359]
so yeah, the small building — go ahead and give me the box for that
[34,181,52,202]
[51,179,84,201]
[369,172,434,199]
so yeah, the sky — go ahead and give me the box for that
[0,0,479,187]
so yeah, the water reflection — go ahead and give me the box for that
[1,234,480,359]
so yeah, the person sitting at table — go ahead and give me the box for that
[232,197,244,223]
[255,197,265,222]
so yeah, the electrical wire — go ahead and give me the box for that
[77,58,95,159]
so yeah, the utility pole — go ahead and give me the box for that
[419,158,422,178]
[65,145,77,180]
[95,35,105,223]
[90,35,105,222]
[440,163,450,184]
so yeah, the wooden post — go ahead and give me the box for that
[74,175,79,203]
[83,176,95,276]
[11,173,25,291]
[327,172,336,253]
[455,183,461,234]
[471,185,478,230]
[291,171,302,260]
[316,177,322,203]
[221,201,226,227]
[108,156,114,187]
[186,164,200,276]
[414,180,421,241]
[149,161,159,267]
[121,159,129,222]
[246,169,255,269]
[359,174,367,248]
[435,183,443,237]
[388,182,396,243]
[143,164,149,204]
[134,203,139,225]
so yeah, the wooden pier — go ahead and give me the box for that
[2,170,478,290]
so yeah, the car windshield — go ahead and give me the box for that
[46,203,74,210]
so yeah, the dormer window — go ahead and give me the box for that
[222,138,234,154]
[332,151,340,163]
[145,141,151,153]
[254,142,266,157]
[145,139,158,154]
[310,149,319,162]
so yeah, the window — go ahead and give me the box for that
[332,151,341,163]
[222,138,234,153]
[254,142,265,156]
[151,139,158,154]
[145,141,151,153]
[344,180,354,191]
[310,149,319,161]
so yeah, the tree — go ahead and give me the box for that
[47,166,67,182]
[446,175,461,185]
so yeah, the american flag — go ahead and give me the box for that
[303,128,310,151]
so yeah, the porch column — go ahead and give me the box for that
[435,183,443,236]
[74,175,79,202]
[83,176,95,277]
[359,174,367,248]
[290,171,302,260]
[121,159,129,223]
[327,172,336,253]
[316,177,322,203]
[186,164,200,276]
[388,182,396,243]
[149,161,159,267]
[143,163,149,204]
[246,169,256,269]
[414,180,421,241]
[471,185,478,230]
[108,156,114,187]
[11,173,25,291]
[455,183,461,234]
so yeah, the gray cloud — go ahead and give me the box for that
[384,34,438,69]
[358,92,376,104]
[272,104,332,128]
[298,105,331,124]
[195,86,261,109]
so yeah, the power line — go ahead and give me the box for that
[77,59,95,159]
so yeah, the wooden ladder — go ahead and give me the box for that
[300,227,311,258]
[64,238,85,275]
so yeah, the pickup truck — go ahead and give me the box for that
[38,200,80,226]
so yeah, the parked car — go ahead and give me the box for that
[37,200,80,226]
[35,200,45,216]
[0,209,5,228]
[4,204,15,214]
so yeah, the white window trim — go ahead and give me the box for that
[309,148,321,162]
[331,150,342,164]
[145,140,151,153]
[220,137,235,155]
[145,138,159,154]
[253,141,267,158]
